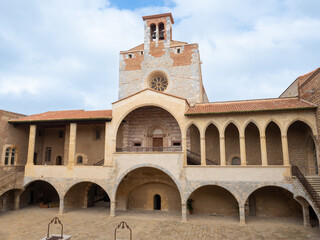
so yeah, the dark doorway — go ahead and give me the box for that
[154,194,161,210]
[56,156,62,165]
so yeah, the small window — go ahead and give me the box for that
[150,24,156,41]
[45,147,52,162]
[5,148,10,165]
[159,22,165,40]
[173,142,181,146]
[232,157,241,165]
[141,51,143,55]
[177,48,180,54]
[77,156,83,164]
[58,130,64,138]
[38,130,42,137]
[95,129,101,140]
[128,54,132,58]
[133,142,141,147]
[10,148,16,165]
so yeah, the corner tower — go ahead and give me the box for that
[118,13,208,103]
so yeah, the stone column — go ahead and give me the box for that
[200,137,206,166]
[104,122,109,167]
[181,203,187,222]
[13,191,21,210]
[260,135,268,166]
[1,194,7,212]
[220,136,226,166]
[26,125,37,166]
[239,205,246,226]
[302,204,311,227]
[182,137,187,166]
[58,198,65,215]
[281,134,290,166]
[240,134,247,166]
[110,201,116,217]
[67,123,77,168]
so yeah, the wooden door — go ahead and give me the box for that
[153,138,163,151]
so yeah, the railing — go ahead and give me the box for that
[116,146,182,152]
[93,159,104,166]
[292,165,320,210]
[0,171,24,195]
[187,150,218,165]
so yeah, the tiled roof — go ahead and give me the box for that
[298,67,320,86]
[127,40,188,52]
[185,98,317,115]
[9,110,112,123]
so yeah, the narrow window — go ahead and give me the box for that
[77,155,83,164]
[177,48,180,54]
[140,51,143,55]
[10,148,16,165]
[95,129,101,140]
[128,54,132,58]
[56,156,62,165]
[45,147,52,162]
[150,24,156,41]
[232,157,241,165]
[159,22,165,40]
[173,142,181,146]
[58,130,64,138]
[5,148,10,165]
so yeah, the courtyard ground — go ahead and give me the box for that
[0,206,319,240]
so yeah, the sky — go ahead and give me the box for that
[0,0,320,115]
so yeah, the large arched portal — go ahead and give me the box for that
[20,180,59,208]
[288,121,318,175]
[187,185,239,217]
[116,106,182,152]
[245,186,302,221]
[64,182,110,212]
[116,167,181,213]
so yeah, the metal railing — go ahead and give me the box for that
[292,165,320,210]
[116,146,182,152]
[93,159,104,166]
[187,150,218,165]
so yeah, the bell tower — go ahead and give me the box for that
[118,13,208,104]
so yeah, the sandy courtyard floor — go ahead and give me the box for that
[0,206,319,240]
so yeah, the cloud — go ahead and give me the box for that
[0,0,319,115]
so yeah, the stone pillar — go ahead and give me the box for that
[156,24,159,42]
[239,205,246,226]
[104,122,109,167]
[67,123,77,168]
[1,194,7,212]
[200,137,206,166]
[58,198,65,215]
[181,203,187,222]
[220,136,226,166]
[110,201,116,217]
[240,135,247,166]
[26,125,37,166]
[281,134,290,166]
[182,137,187,166]
[260,135,268,166]
[302,205,311,227]
[13,191,21,210]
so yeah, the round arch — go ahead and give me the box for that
[185,183,240,204]
[113,103,183,141]
[63,181,111,200]
[23,179,62,199]
[113,164,183,202]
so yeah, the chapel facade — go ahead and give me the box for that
[0,13,320,227]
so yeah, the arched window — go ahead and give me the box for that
[150,24,156,41]
[159,22,164,40]
[10,148,16,165]
[154,194,161,210]
[56,156,62,165]
[95,129,101,140]
[232,157,241,165]
[77,155,83,164]
[5,148,10,165]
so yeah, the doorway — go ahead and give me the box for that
[153,138,163,151]
[154,194,161,210]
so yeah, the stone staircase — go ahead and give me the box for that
[0,167,25,196]
[306,175,320,203]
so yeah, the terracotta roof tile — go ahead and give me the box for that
[297,67,320,86]
[185,98,317,115]
[9,109,112,123]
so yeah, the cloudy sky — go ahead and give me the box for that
[1,0,320,115]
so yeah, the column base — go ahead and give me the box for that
[239,220,246,226]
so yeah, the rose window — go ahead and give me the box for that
[150,76,168,92]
